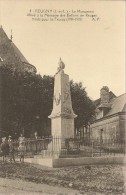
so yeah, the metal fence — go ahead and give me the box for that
[12,137,52,157]
[14,137,126,157]
[1,137,125,158]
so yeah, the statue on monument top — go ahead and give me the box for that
[101,86,109,92]
[56,58,65,74]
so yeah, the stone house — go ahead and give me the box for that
[90,86,126,142]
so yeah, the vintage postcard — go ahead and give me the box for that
[0,0,125,194]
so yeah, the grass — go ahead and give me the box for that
[0,160,125,194]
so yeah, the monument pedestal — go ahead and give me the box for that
[51,118,75,138]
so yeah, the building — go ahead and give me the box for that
[0,26,36,73]
[0,26,37,139]
[90,86,126,142]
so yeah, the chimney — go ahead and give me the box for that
[100,86,109,104]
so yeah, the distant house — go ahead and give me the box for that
[0,26,37,73]
[90,86,126,142]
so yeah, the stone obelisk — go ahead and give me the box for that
[48,58,77,140]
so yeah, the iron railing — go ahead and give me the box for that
[0,137,125,158]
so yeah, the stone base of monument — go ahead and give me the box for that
[39,139,68,159]
[23,156,125,168]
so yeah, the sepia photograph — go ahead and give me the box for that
[0,0,125,194]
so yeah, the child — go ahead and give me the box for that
[18,142,25,162]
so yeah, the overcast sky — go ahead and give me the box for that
[0,0,125,100]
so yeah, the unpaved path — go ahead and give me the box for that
[0,177,80,194]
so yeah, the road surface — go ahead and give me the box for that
[0,177,80,194]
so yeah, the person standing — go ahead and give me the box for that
[18,134,25,162]
[8,135,12,144]
[8,136,15,163]
[1,137,9,162]
[18,142,25,162]
[18,134,25,144]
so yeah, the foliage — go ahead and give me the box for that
[0,64,95,138]
[70,80,95,130]
[0,64,54,138]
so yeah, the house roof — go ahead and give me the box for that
[11,42,29,64]
[92,93,126,123]
[105,93,126,117]
[0,26,28,64]
[94,91,116,107]
[0,26,36,72]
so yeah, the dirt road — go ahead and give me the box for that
[0,177,80,194]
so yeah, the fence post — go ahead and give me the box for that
[35,139,37,154]
[100,141,102,156]
[25,141,27,154]
[91,140,94,157]
[52,136,53,157]
[109,145,110,156]
[124,142,125,156]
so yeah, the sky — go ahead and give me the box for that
[0,0,125,100]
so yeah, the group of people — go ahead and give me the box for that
[0,134,25,163]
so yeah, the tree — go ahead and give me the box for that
[0,64,95,138]
[0,64,54,138]
[70,80,95,134]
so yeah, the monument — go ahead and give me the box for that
[25,59,78,167]
[48,58,77,151]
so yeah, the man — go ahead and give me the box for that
[18,134,25,162]
[8,136,15,163]
[1,137,9,162]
